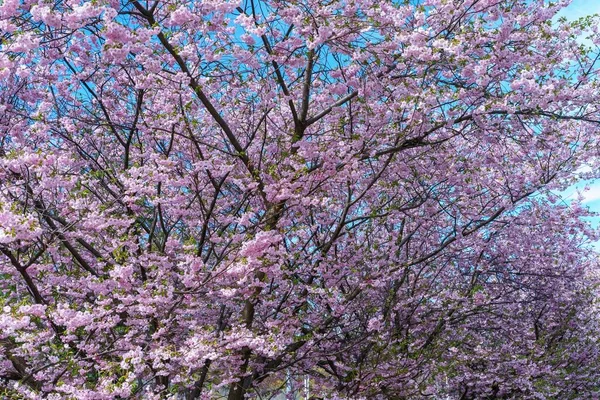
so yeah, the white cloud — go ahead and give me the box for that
[555,0,600,22]
[557,179,600,205]
[581,183,600,204]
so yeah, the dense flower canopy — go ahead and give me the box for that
[2,0,600,398]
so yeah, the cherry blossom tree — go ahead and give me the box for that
[2,0,600,398]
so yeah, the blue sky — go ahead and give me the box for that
[556,0,600,21]
[552,1,600,234]
[544,0,600,250]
